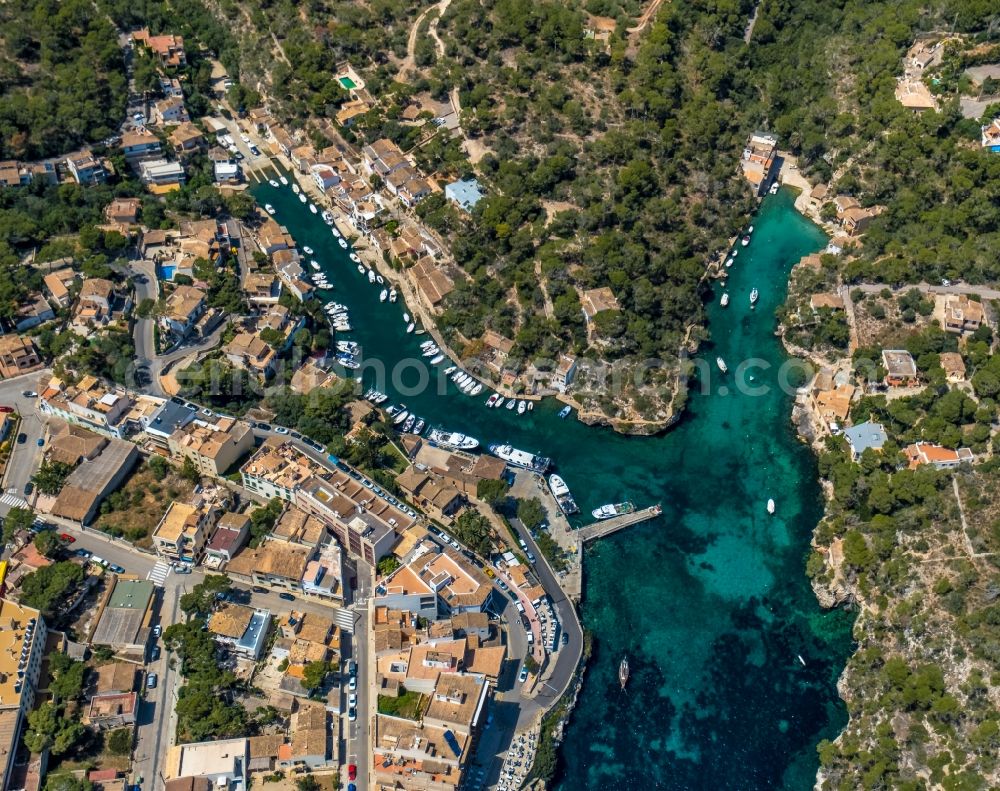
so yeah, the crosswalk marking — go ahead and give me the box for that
[1,493,28,509]
[147,560,171,586]
[332,607,357,632]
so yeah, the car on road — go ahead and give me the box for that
[348,692,357,707]
[252,586,268,594]
[23,482,33,496]
[16,433,26,444]
[109,564,126,574]
[75,548,91,558]
[496,580,508,592]
[0,406,13,413]
[278,592,296,601]
[58,533,75,543]
[146,673,158,689]
[518,538,528,550]
[153,625,162,637]
[526,552,536,563]
[249,144,261,156]
[275,427,289,434]
[518,666,529,683]
[348,764,357,781]
[151,645,161,661]
[22,391,37,398]
[257,423,272,431]
[239,133,250,143]
[348,707,357,722]
[348,675,357,691]
[561,632,569,646]
[290,431,301,439]
[174,565,191,574]
[347,660,357,677]
[36,438,43,447]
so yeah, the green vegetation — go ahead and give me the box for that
[249,498,284,547]
[179,574,233,617]
[301,660,334,693]
[450,508,494,556]
[33,530,62,558]
[516,497,546,531]
[31,460,74,496]
[19,561,85,615]
[377,555,401,577]
[2,506,35,544]
[476,478,510,507]
[377,686,427,720]
[106,728,133,756]
[163,618,250,743]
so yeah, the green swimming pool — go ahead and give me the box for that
[339,76,356,89]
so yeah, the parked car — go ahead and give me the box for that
[22,390,37,398]
[348,692,357,707]
[58,533,75,543]
[275,427,289,434]
[75,548,91,558]
[347,660,357,677]
[174,565,191,574]
[257,423,272,431]
[109,564,125,574]
[348,764,357,781]
[146,673,157,689]
[348,675,357,691]
[151,645,161,661]
[153,625,162,637]
[36,438,43,447]
[348,707,357,722]
[526,552,536,563]
[278,592,296,601]
[23,482,33,496]
[16,433,26,444]
[518,666,528,683]
[0,405,13,413]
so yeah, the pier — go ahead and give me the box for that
[577,505,663,543]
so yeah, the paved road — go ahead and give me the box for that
[852,281,1000,299]
[0,371,49,506]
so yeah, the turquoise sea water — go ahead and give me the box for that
[252,181,855,789]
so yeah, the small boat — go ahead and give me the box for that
[393,410,409,425]
[298,193,307,204]
[619,657,629,691]
[338,238,348,249]
[376,274,384,285]
[747,225,754,234]
[321,210,334,224]
[336,341,359,353]
[443,366,456,375]
[265,204,276,215]
[741,235,750,247]
[517,400,526,415]
[309,203,318,214]
[470,383,483,396]
[486,394,499,407]
[367,270,376,284]
[279,175,289,186]
[303,246,314,255]
[558,405,572,419]
[292,183,300,194]
[527,401,534,411]
[717,357,728,373]
[797,654,806,667]
[429,354,444,364]
[349,253,361,263]
[454,372,468,385]
[403,313,410,323]
[269,179,279,187]
[402,415,416,432]
[406,322,415,333]
[592,502,635,520]
[720,292,729,307]
[310,260,321,270]
[332,227,341,238]
[767,498,775,515]
[413,418,425,434]
[379,289,388,302]
[494,397,504,409]
[427,429,479,450]
[769,182,779,195]
[548,474,579,515]
[462,380,476,394]
[725,258,734,268]
[750,288,759,307]
[389,289,398,303]
[386,405,400,418]
[731,249,738,257]
[422,347,439,358]
[357,264,365,274]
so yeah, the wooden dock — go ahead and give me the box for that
[577,505,663,543]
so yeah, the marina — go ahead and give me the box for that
[251,180,852,790]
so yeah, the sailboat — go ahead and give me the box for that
[619,656,629,691]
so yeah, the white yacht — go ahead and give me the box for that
[338,238,348,249]
[367,270,376,284]
[332,227,341,238]
[750,288,759,307]
[429,354,444,364]
[406,322,415,333]
[717,357,728,373]
[767,498,775,515]
[349,253,361,263]
[720,292,729,307]
[517,400,526,415]
[310,260,321,271]
[264,204,276,215]
[357,264,365,274]
[303,246,314,255]
[298,193,307,204]
[427,429,479,451]
[268,179,279,187]
[279,175,289,186]
[309,203,318,214]
[725,258,733,268]
[403,313,410,323]
[292,183,300,194]
[379,289,388,302]
[470,383,483,396]
[389,289,398,303]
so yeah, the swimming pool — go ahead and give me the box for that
[158,264,176,280]
[339,76,356,90]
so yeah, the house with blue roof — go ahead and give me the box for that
[444,178,485,212]
[843,421,887,461]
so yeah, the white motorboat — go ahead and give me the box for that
[393,410,409,425]
[376,274,384,285]
[292,183,300,194]
[769,182,779,194]
[310,260,321,270]
[444,366,457,375]
[494,397,505,409]
[303,246,314,255]
[350,253,361,263]
[720,292,729,307]
[470,383,483,396]
[309,203,318,214]
[429,354,444,364]
[338,238,348,249]
[486,394,499,407]
[379,289,388,302]
[265,204,276,215]
[517,400,526,414]
[454,372,469,385]
[741,234,750,247]
[527,401,534,411]
[767,498,775,515]
[367,270,376,284]
[427,429,479,451]
[406,322,415,333]
[750,288,759,307]
[732,249,738,257]
[717,357,728,373]
[298,193,307,204]
[505,400,516,410]
[322,210,334,224]
[389,289,397,303]
[269,179,279,187]
[725,258,733,268]
[332,227,341,238]
[747,225,754,234]
[357,264,365,274]
[279,175,289,186]
[403,313,410,323]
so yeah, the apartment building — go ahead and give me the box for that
[168,416,254,478]
[152,501,217,564]
[0,600,46,791]
[39,375,134,439]
[0,334,44,379]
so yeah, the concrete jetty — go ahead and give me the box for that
[576,505,663,543]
